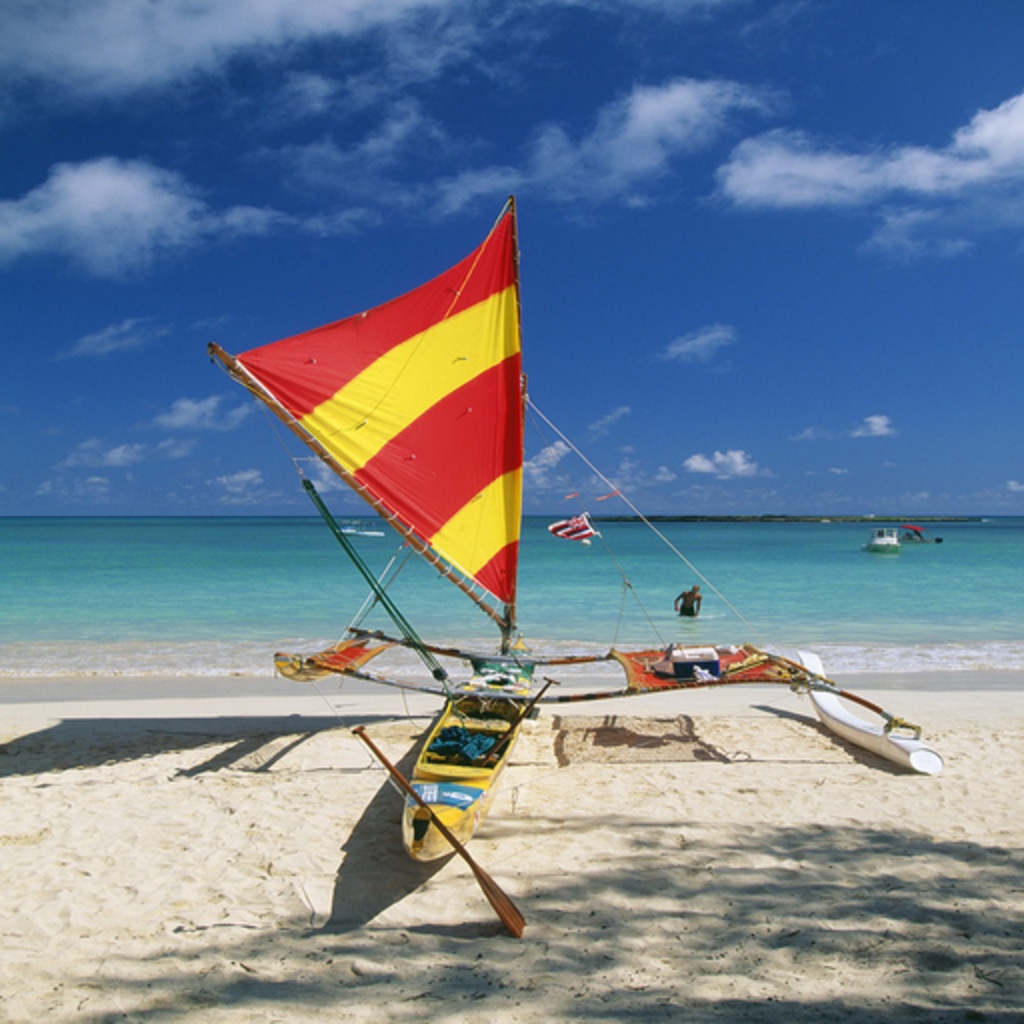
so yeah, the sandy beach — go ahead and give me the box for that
[1,674,1021,1023]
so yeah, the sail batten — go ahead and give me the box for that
[210,202,523,633]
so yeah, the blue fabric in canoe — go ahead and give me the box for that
[428,726,498,761]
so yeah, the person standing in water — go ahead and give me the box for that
[674,585,702,617]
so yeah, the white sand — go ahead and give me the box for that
[1,676,1021,1022]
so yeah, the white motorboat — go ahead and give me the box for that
[864,527,901,553]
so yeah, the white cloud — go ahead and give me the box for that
[719,129,889,208]
[791,425,832,441]
[58,437,196,470]
[0,0,444,97]
[438,77,774,212]
[209,468,275,506]
[793,414,896,440]
[280,99,450,197]
[278,72,345,118]
[577,0,740,12]
[305,461,346,494]
[36,475,112,502]
[532,78,774,201]
[862,208,974,260]
[523,440,571,489]
[1,1,739,104]
[1007,480,1024,493]
[588,405,631,438]
[851,414,896,438]
[719,93,1024,208]
[0,158,283,276]
[717,90,1024,253]
[57,317,169,359]
[431,166,526,217]
[683,448,760,479]
[156,439,196,460]
[536,77,770,199]
[59,439,144,470]
[660,323,735,363]
[153,396,252,432]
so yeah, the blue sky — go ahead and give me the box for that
[2,0,1022,517]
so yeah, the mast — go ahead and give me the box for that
[500,196,523,652]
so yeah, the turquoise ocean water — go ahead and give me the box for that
[1,516,1022,679]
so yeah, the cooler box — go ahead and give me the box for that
[663,646,721,680]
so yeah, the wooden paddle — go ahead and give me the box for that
[352,725,526,938]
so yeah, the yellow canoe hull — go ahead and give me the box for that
[402,692,523,861]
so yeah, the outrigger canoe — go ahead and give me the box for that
[212,200,944,935]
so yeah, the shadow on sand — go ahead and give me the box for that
[0,709,464,933]
[0,712,394,777]
[51,816,1024,1023]
[752,702,918,776]
[320,729,458,933]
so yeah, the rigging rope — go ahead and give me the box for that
[592,526,666,647]
[342,546,416,637]
[527,398,765,646]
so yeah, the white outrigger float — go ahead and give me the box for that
[796,651,943,775]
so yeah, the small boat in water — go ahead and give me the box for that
[864,527,901,553]
[901,523,943,544]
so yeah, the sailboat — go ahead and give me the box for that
[209,200,568,871]
[209,198,942,881]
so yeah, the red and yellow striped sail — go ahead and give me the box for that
[234,206,523,607]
